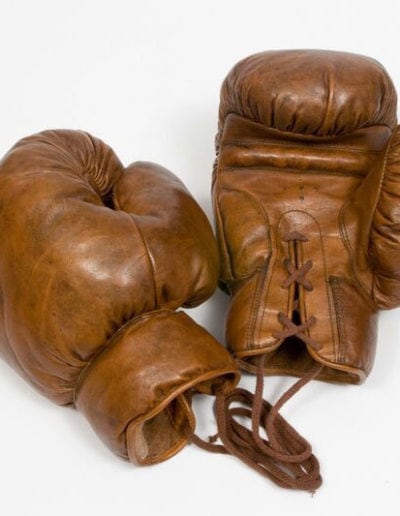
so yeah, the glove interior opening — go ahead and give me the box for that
[241,337,359,384]
[126,393,194,465]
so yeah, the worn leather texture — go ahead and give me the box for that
[0,130,239,464]
[213,50,400,384]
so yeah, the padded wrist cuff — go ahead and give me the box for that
[74,310,239,465]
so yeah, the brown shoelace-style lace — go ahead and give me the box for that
[273,231,322,352]
[192,231,323,492]
[192,358,322,491]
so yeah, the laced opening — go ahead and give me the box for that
[192,230,323,492]
[273,231,322,352]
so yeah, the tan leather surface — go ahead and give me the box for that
[75,310,237,464]
[213,50,400,383]
[0,130,239,464]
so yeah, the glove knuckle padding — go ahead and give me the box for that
[218,49,397,142]
[113,161,219,307]
[0,130,238,464]
[214,50,400,384]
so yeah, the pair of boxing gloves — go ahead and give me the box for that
[1,50,399,491]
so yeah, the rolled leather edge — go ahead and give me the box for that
[74,309,239,465]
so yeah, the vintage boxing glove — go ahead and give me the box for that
[0,129,239,465]
[211,50,399,488]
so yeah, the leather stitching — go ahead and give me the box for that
[339,200,373,298]
[246,268,268,352]
[222,139,383,154]
[329,276,346,364]
[217,186,271,281]
[214,193,234,282]
[369,128,399,293]
[113,195,158,309]
[221,165,365,178]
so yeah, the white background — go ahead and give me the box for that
[1,0,400,514]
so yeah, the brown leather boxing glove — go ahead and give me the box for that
[210,50,399,489]
[0,130,239,465]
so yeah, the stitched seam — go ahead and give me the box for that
[113,196,158,308]
[222,139,383,154]
[221,165,365,178]
[213,122,234,282]
[220,112,391,142]
[214,191,234,282]
[254,267,270,350]
[245,269,266,351]
[257,217,283,344]
[339,201,372,298]
[218,186,272,351]
[218,186,271,226]
[217,186,271,282]
[315,214,339,360]
[129,214,158,308]
[329,277,346,364]
[369,129,397,288]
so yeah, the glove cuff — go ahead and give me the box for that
[74,310,239,465]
